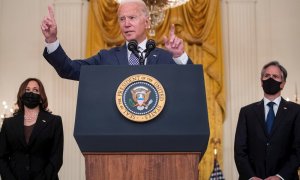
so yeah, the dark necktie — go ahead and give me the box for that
[266,102,275,134]
[128,52,140,65]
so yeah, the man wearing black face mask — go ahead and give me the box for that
[234,61,300,180]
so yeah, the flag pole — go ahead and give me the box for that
[209,138,225,179]
[211,137,221,160]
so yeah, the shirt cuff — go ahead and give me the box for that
[276,174,284,180]
[46,39,60,54]
[173,52,188,65]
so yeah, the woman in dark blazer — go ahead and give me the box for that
[0,78,64,180]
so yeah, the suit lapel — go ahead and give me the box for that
[116,44,129,65]
[115,44,160,65]
[253,100,269,136]
[146,49,159,64]
[28,111,48,146]
[270,99,288,136]
[14,112,27,148]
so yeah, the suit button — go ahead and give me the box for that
[25,166,30,170]
[266,143,270,146]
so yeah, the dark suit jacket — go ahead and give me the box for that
[43,44,193,81]
[0,111,63,180]
[234,98,300,180]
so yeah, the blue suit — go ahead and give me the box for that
[43,44,193,81]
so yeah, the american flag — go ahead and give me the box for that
[209,159,225,180]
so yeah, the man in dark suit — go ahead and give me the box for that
[41,0,193,81]
[234,61,300,180]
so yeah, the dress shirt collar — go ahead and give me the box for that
[263,96,281,107]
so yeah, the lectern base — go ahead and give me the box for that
[84,152,200,180]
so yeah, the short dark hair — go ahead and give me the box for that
[15,78,50,114]
[261,61,287,82]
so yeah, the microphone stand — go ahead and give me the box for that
[139,52,145,65]
[142,39,156,65]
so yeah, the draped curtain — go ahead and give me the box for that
[86,0,225,179]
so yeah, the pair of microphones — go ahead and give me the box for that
[128,39,156,65]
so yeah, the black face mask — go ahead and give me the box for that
[262,78,282,95]
[21,92,41,109]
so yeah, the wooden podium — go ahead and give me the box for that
[74,65,209,180]
[84,152,200,180]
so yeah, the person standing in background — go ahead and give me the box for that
[234,61,300,180]
[0,78,64,180]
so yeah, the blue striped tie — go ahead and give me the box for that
[266,102,275,134]
[128,52,139,65]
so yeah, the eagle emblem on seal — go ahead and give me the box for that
[130,86,153,111]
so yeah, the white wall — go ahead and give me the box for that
[0,0,299,179]
[0,0,88,179]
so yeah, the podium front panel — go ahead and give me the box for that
[74,65,209,152]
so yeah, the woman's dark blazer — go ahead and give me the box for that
[0,110,63,180]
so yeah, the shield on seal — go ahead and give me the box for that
[131,86,151,111]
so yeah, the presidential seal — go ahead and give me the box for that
[115,74,166,122]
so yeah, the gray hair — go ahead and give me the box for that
[261,61,287,82]
[117,0,149,17]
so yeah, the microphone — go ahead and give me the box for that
[144,39,156,60]
[128,40,144,65]
[128,40,138,51]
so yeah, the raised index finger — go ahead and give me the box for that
[169,24,175,38]
[48,5,55,20]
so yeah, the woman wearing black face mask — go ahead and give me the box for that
[0,78,63,180]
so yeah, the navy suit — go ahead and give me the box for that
[234,98,300,180]
[0,111,63,180]
[43,44,193,81]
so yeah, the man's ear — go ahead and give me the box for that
[145,17,150,29]
[280,81,286,89]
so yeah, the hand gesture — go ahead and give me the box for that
[265,176,281,180]
[163,24,184,58]
[41,5,57,43]
[251,177,263,180]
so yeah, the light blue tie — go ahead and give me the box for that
[266,102,275,134]
[128,52,140,65]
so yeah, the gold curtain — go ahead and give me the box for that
[86,0,225,179]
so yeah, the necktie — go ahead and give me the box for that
[128,52,140,65]
[266,102,275,134]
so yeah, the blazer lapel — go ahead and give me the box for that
[28,111,48,146]
[253,100,269,136]
[14,113,27,148]
[115,44,160,65]
[270,98,288,136]
[116,44,129,65]
[146,49,159,65]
